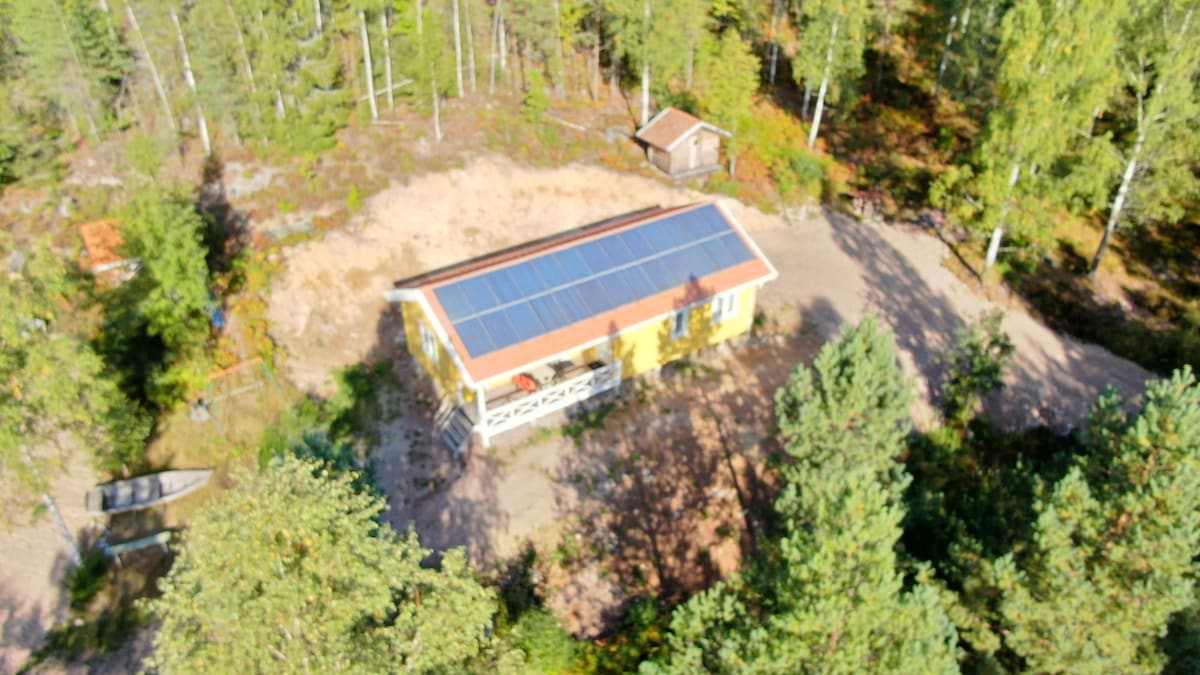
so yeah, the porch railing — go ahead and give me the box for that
[480,360,622,439]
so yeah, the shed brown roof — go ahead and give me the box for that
[635,107,731,151]
[395,201,777,385]
[78,219,127,270]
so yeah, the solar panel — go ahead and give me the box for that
[432,204,759,358]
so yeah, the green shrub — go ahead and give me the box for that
[506,609,584,673]
[939,312,1015,429]
[346,185,363,213]
[68,552,109,611]
[522,71,550,124]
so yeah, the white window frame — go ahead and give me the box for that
[711,291,739,324]
[670,308,690,339]
[419,322,439,363]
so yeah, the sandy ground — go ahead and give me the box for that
[267,155,711,396]
[0,460,99,671]
[264,154,1152,635]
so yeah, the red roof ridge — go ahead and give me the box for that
[396,202,711,290]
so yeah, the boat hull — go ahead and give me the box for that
[86,469,213,515]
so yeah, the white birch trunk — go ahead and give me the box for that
[360,11,378,120]
[934,14,958,97]
[126,4,176,132]
[381,12,395,111]
[313,0,322,34]
[807,18,839,150]
[53,3,100,141]
[553,0,566,97]
[984,162,1022,273]
[171,9,211,156]
[768,0,781,86]
[465,0,477,94]
[452,0,464,98]
[432,72,442,141]
[984,224,1003,272]
[1090,135,1143,276]
[489,0,498,95]
[641,0,651,125]
[226,0,262,128]
[641,61,650,126]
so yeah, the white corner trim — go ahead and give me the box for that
[384,287,478,388]
[662,122,732,152]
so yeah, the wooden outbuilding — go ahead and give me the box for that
[635,107,732,180]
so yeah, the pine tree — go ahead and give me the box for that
[654,318,959,672]
[100,188,213,408]
[994,368,1200,671]
[150,455,496,672]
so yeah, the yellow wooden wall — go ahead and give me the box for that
[401,300,468,399]
[613,285,757,377]
[404,285,758,396]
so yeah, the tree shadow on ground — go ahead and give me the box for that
[827,210,965,404]
[1009,240,1200,376]
[198,154,250,277]
[362,300,505,566]
[549,281,842,633]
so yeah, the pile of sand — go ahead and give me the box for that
[267,155,712,394]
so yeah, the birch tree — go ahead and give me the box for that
[1,237,150,521]
[1086,0,1199,276]
[934,0,1127,273]
[171,8,212,155]
[791,0,872,149]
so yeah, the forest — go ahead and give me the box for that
[1,0,1198,672]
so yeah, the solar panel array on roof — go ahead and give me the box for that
[434,204,754,358]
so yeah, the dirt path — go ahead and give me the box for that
[752,210,1150,430]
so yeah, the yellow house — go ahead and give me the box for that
[384,201,778,451]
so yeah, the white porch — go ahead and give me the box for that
[470,359,623,447]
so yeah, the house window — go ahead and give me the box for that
[671,308,690,339]
[419,322,439,363]
[711,291,739,324]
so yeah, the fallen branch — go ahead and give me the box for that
[357,79,413,102]
[543,113,587,132]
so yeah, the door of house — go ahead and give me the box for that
[596,338,614,364]
[689,136,699,169]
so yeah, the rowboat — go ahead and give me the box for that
[85,469,213,515]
